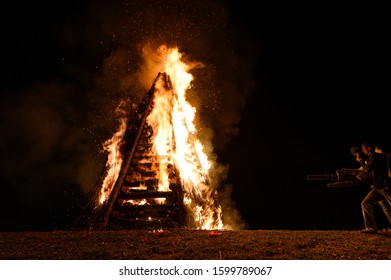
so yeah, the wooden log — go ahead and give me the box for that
[123,178,159,187]
[136,143,153,152]
[131,162,153,169]
[132,152,155,159]
[124,173,157,184]
[118,191,174,200]
[113,204,178,221]
[116,204,176,211]
[127,170,157,178]
[135,138,152,146]
[116,216,175,222]
[121,186,148,193]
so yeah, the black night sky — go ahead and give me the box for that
[0,0,389,231]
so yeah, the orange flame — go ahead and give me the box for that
[96,101,128,206]
[146,47,223,229]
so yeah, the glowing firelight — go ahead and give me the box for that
[96,101,128,206]
[97,45,224,229]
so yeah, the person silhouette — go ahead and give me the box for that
[359,141,391,234]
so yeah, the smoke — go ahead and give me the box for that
[0,0,260,230]
[0,82,97,230]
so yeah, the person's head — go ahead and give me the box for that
[350,146,360,156]
[374,141,389,154]
[375,145,383,154]
[351,145,366,162]
[362,141,375,156]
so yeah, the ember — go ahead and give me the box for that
[91,46,225,230]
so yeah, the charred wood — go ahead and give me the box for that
[136,144,153,152]
[127,170,157,178]
[131,162,154,169]
[115,204,177,211]
[132,153,156,160]
[118,191,174,200]
[123,178,159,187]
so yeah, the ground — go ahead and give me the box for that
[1,229,391,260]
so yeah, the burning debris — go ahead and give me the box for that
[86,47,225,230]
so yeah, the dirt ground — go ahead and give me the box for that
[1,229,391,260]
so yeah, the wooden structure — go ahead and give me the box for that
[98,72,187,229]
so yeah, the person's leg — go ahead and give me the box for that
[361,188,382,232]
[378,187,391,206]
[377,188,391,231]
[378,199,391,224]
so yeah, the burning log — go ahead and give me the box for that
[123,178,159,187]
[131,162,155,170]
[135,143,153,152]
[135,171,157,177]
[132,152,155,159]
[116,204,176,211]
[111,203,181,229]
[125,171,157,182]
[118,190,174,200]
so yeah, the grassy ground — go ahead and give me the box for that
[1,229,391,260]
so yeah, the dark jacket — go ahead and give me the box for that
[364,152,389,189]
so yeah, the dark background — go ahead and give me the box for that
[0,0,389,231]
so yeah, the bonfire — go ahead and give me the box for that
[90,46,226,231]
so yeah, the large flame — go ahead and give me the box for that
[146,47,223,229]
[96,101,128,206]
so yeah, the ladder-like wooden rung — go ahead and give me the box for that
[123,179,159,187]
[126,170,157,178]
[116,204,176,211]
[118,191,174,200]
